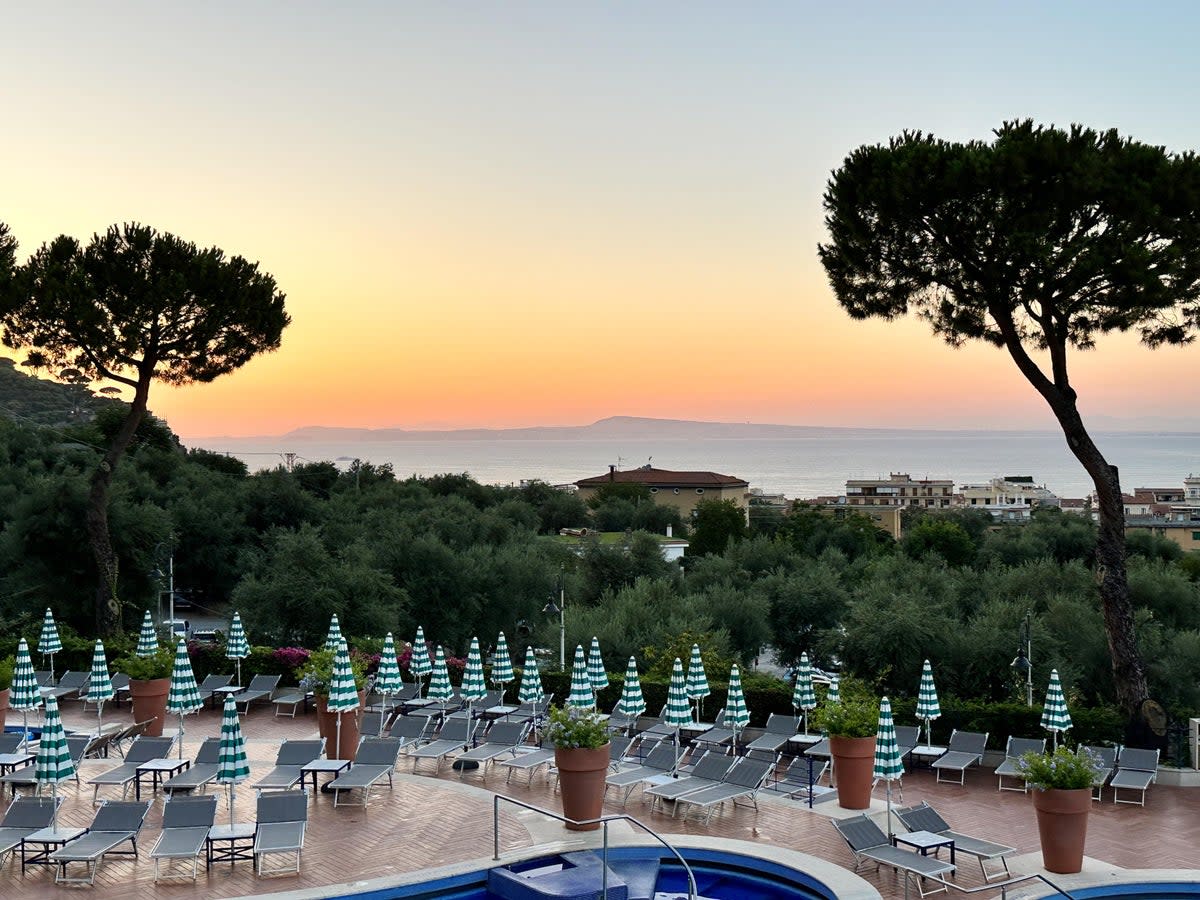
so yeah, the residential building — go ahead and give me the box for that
[1124,475,1200,552]
[845,473,954,508]
[958,475,1060,521]
[574,465,750,520]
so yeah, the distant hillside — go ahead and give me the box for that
[0,358,112,427]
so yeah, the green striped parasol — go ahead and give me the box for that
[226,612,250,686]
[915,659,941,746]
[616,656,646,719]
[427,645,454,705]
[324,614,343,652]
[1040,669,1073,747]
[88,640,115,737]
[517,647,545,705]
[328,638,361,761]
[793,653,816,732]
[375,633,403,695]
[874,696,904,837]
[827,675,841,705]
[410,627,432,698]
[664,657,693,771]
[724,664,749,751]
[686,643,710,721]
[136,610,160,657]
[167,639,204,758]
[587,637,608,693]
[10,638,42,750]
[491,632,515,703]
[567,644,595,709]
[216,693,250,828]
[460,636,488,711]
[38,608,62,681]
[35,695,74,830]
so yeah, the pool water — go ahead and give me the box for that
[341,847,836,900]
[1063,886,1200,900]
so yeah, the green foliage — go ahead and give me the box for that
[543,704,610,749]
[814,694,878,738]
[297,648,367,697]
[902,519,976,567]
[0,654,13,691]
[585,482,652,509]
[777,505,892,561]
[1016,746,1102,791]
[687,499,748,557]
[113,645,174,681]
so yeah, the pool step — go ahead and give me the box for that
[488,851,660,900]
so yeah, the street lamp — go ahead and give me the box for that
[541,569,566,669]
[1011,610,1033,707]
[152,541,176,637]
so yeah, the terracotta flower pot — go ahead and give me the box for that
[555,744,611,831]
[830,735,877,810]
[1033,787,1091,873]
[0,687,9,729]
[128,678,171,737]
[315,691,367,760]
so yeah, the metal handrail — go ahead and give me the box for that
[492,795,697,900]
[906,871,1078,900]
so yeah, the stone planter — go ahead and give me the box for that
[1033,787,1091,873]
[0,687,9,729]
[128,678,171,737]
[555,744,611,831]
[830,734,877,810]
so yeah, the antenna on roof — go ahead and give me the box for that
[648,456,653,466]
[617,456,624,471]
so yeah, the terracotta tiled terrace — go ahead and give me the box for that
[3,701,1198,899]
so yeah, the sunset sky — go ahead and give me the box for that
[4,2,1200,439]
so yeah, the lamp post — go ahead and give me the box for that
[1011,610,1033,707]
[541,569,566,669]
[152,541,176,637]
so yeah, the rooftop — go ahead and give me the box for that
[575,467,748,488]
[6,701,1198,900]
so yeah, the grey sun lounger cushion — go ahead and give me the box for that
[672,757,775,824]
[1,735,91,791]
[0,796,62,866]
[931,730,988,784]
[894,725,921,758]
[995,737,1046,792]
[162,737,223,794]
[43,670,90,701]
[832,814,955,889]
[804,738,832,759]
[236,674,282,712]
[88,736,175,803]
[149,795,218,880]
[0,733,24,754]
[48,799,153,885]
[254,739,326,790]
[254,790,308,875]
[499,745,557,784]
[896,801,1015,881]
[1110,747,1160,805]
[643,751,735,810]
[456,721,529,765]
[408,718,479,774]
[328,738,404,807]
[604,744,679,804]
[389,715,432,748]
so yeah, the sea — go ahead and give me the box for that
[197,429,1200,500]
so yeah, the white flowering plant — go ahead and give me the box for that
[1016,745,1101,790]
[543,704,610,750]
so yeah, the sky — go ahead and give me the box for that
[3,1,1200,438]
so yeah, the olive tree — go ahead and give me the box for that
[1,222,289,635]
[818,122,1200,716]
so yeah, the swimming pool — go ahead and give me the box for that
[1050,885,1200,900]
[337,846,841,900]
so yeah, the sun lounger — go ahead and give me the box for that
[42,670,89,701]
[1081,745,1118,801]
[832,813,955,897]
[359,711,387,738]
[109,718,157,757]
[408,718,479,775]
[894,725,920,759]
[632,707,675,746]
[771,755,835,803]
[804,737,831,761]
[88,736,174,804]
[743,713,797,754]
[672,756,775,824]
[895,801,1015,881]
[149,794,218,880]
[236,674,281,713]
[162,737,222,795]
[254,740,326,791]
[930,730,988,785]
[48,799,152,885]
[34,671,54,687]
[273,691,309,717]
[0,796,62,868]
[253,790,308,875]
[499,743,557,785]
[994,737,1046,792]
[642,750,735,812]
[604,743,679,805]
[82,674,131,712]
[196,673,233,707]
[327,738,404,807]
[388,714,432,750]
[0,733,22,754]
[690,711,740,750]
[1,734,91,795]
[1110,747,1160,806]
[454,721,530,776]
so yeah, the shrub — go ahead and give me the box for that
[113,646,175,681]
[1016,745,1102,790]
[543,704,610,749]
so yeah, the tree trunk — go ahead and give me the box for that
[87,376,151,637]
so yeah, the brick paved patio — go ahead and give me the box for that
[2,701,1197,899]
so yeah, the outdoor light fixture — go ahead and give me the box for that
[542,568,566,669]
[1010,611,1033,707]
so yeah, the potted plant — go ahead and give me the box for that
[0,656,13,729]
[1017,745,1101,874]
[113,646,174,737]
[543,704,611,831]
[298,649,367,761]
[815,694,878,810]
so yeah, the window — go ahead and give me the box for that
[672,488,680,494]
[1192,531,1200,541]
[695,488,705,494]
[649,487,658,494]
